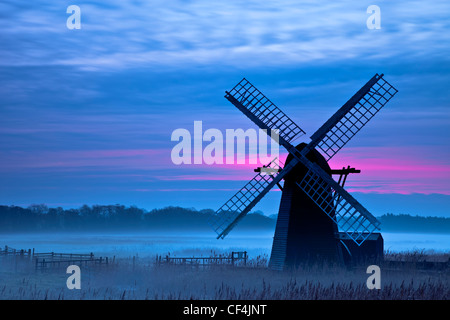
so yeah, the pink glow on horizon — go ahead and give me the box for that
[327,146,450,195]
[155,175,251,181]
[169,146,449,195]
[136,188,239,192]
[135,188,283,192]
[2,145,448,195]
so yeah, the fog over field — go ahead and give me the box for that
[1,230,449,260]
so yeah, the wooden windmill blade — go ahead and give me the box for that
[208,157,298,239]
[308,73,398,161]
[295,160,381,245]
[225,77,306,146]
[208,158,284,239]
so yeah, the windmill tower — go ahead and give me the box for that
[208,74,398,270]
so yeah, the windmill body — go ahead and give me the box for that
[209,74,398,270]
[269,143,343,269]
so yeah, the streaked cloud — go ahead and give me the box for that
[1,1,449,70]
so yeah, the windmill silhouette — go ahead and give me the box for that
[208,74,398,270]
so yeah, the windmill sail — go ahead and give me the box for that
[225,78,305,144]
[209,157,299,239]
[296,161,380,245]
[309,74,398,161]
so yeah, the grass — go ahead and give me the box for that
[0,250,448,300]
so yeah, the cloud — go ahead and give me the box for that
[1,1,449,70]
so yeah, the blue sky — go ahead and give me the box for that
[0,1,449,217]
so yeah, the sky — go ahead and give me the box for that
[0,1,449,218]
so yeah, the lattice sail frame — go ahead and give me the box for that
[208,158,284,238]
[226,78,305,143]
[211,74,398,245]
[310,74,398,161]
[297,162,380,245]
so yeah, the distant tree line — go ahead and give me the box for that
[0,204,448,233]
[0,204,215,232]
[378,213,450,234]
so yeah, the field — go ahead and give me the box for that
[0,250,448,300]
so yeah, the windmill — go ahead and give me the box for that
[208,74,398,270]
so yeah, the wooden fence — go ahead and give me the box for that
[0,245,33,257]
[1,245,110,270]
[155,251,248,268]
[33,252,94,260]
[33,253,109,270]
[381,259,450,271]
